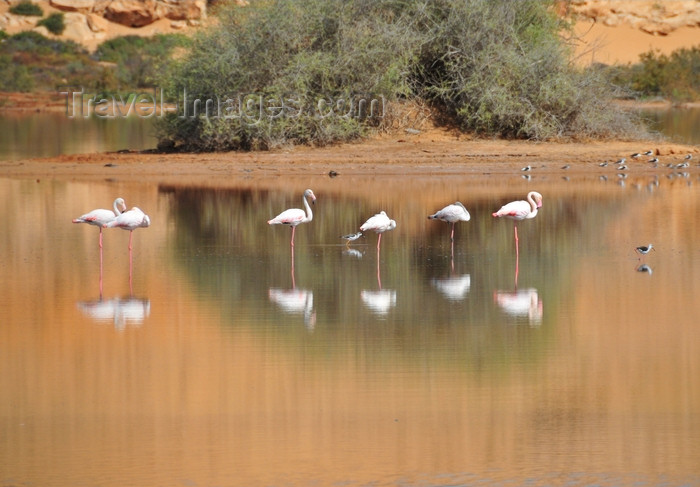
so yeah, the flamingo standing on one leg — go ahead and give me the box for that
[103,207,151,291]
[360,211,397,251]
[268,189,317,247]
[73,197,127,250]
[428,202,471,242]
[73,197,127,295]
[492,191,543,257]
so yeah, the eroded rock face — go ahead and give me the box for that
[568,0,700,35]
[49,0,95,13]
[47,0,206,27]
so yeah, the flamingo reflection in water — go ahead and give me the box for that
[493,288,542,326]
[431,274,471,301]
[361,244,396,315]
[268,246,316,330]
[77,296,151,330]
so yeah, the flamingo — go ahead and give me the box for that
[72,197,127,250]
[104,207,151,291]
[492,191,543,259]
[360,211,397,250]
[428,202,470,242]
[268,189,316,247]
[103,207,151,249]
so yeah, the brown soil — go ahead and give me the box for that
[1,128,697,190]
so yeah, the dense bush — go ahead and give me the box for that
[0,31,103,91]
[94,34,191,89]
[157,0,642,151]
[9,0,43,16]
[608,47,700,103]
[37,12,65,35]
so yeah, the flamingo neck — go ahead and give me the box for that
[113,199,123,216]
[303,194,313,222]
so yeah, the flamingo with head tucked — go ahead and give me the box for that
[103,206,151,249]
[268,189,317,247]
[360,211,396,251]
[492,191,543,258]
[428,202,470,242]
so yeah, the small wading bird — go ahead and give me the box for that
[73,197,127,251]
[268,189,317,247]
[428,202,471,242]
[340,231,363,246]
[360,211,396,250]
[635,243,654,259]
[492,191,543,258]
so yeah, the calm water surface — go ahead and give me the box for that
[0,106,698,161]
[1,171,699,486]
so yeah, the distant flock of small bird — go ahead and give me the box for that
[521,152,694,180]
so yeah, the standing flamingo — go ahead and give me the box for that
[73,197,127,295]
[103,207,151,248]
[428,202,471,241]
[268,189,317,247]
[104,206,151,292]
[492,191,543,259]
[360,211,397,250]
[72,197,127,250]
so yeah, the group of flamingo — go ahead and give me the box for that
[268,189,544,256]
[73,197,151,293]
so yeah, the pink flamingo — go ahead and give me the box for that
[103,206,151,292]
[73,197,127,295]
[428,202,471,242]
[103,207,151,249]
[72,197,127,250]
[492,191,543,259]
[268,189,317,247]
[360,211,397,251]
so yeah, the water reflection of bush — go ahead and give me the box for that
[159,185,624,367]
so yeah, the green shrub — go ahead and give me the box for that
[9,1,43,16]
[0,30,8,41]
[157,0,642,151]
[609,47,700,102]
[0,31,108,91]
[37,12,65,35]
[94,34,191,89]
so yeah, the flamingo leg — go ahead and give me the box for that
[129,230,134,251]
[377,233,382,250]
[290,226,296,247]
[450,223,455,242]
[291,246,296,289]
[129,241,133,295]
[376,249,382,290]
[514,224,519,259]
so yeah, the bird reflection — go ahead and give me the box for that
[268,288,316,330]
[361,250,396,315]
[343,248,364,259]
[268,247,316,330]
[361,289,397,315]
[77,296,151,330]
[431,274,471,301]
[493,288,542,326]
